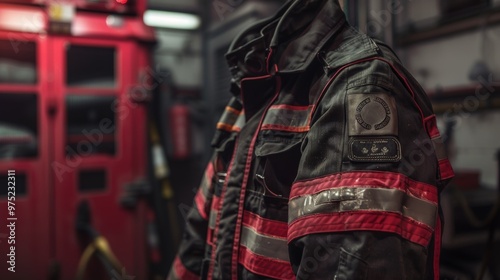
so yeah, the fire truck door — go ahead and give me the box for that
[0,32,52,280]
[49,37,145,280]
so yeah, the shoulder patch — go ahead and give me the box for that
[348,137,401,162]
[347,93,398,136]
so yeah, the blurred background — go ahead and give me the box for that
[0,0,499,279]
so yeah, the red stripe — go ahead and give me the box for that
[382,59,426,126]
[424,115,440,138]
[205,161,214,182]
[207,88,249,279]
[269,104,312,111]
[173,256,199,280]
[225,106,241,115]
[424,115,455,182]
[194,191,208,220]
[207,228,214,246]
[309,57,381,122]
[433,215,442,280]
[242,211,288,238]
[438,159,454,180]
[266,48,274,74]
[200,162,214,195]
[290,171,438,203]
[261,124,310,133]
[217,123,236,132]
[211,195,221,211]
[206,188,229,278]
[231,74,282,279]
[288,211,433,247]
[239,246,295,280]
[308,57,429,128]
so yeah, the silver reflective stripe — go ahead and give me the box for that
[219,107,240,126]
[200,172,211,199]
[262,105,311,130]
[234,113,246,130]
[168,267,179,280]
[209,210,218,230]
[289,188,437,227]
[217,107,244,132]
[240,226,289,262]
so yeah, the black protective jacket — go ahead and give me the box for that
[169,0,454,279]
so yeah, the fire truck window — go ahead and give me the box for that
[0,93,38,160]
[66,95,116,156]
[0,173,27,197]
[78,169,107,192]
[66,45,116,88]
[0,39,37,84]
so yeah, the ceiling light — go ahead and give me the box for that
[143,10,200,30]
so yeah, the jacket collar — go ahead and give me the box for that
[225,0,347,86]
[270,0,346,73]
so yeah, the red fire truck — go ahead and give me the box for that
[0,0,157,279]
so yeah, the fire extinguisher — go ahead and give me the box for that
[168,104,191,160]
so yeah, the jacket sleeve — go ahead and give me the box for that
[287,60,452,280]
[168,160,215,280]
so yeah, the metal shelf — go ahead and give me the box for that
[427,85,500,113]
[396,6,500,46]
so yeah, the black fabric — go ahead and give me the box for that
[289,232,428,280]
[169,1,452,279]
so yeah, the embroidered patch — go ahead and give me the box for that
[348,93,398,136]
[348,137,401,162]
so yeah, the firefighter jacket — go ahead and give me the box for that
[169,0,454,279]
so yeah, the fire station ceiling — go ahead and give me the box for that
[148,0,200,13]
[146,0,201,54]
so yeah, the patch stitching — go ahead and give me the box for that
[348,93,398,136]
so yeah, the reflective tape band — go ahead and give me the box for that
[200,162,214,199]
[423,115,454,181]
[242,210,288,238]
[439,158,455,180]
[168,266,179,280]
[194,163,215,221]
[424,114,440,138]
[289,187,437,228]
[238,246,295,280]
[290,171,439,203]
[287,211,434,247]
[209,210,217,230]
[233,112,246,132]
[216,106,245,132]
[240,226,289,262]
[261,104,312,132]
[170,257,198,280]
[194,191,208,220]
